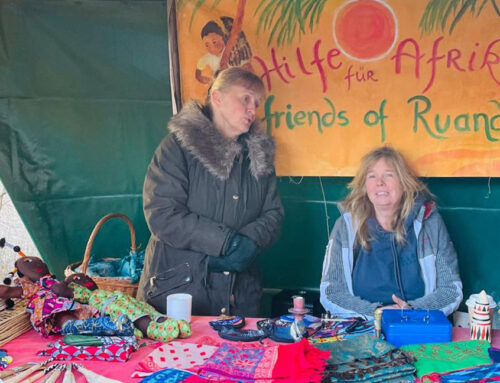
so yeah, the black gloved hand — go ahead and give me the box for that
[208,233,259,273]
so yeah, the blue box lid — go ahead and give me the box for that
[382,309,452,347]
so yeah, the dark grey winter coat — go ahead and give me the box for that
[137,102,284,316]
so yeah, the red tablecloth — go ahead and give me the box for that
[2,319,499,382]
[1,316,263,382]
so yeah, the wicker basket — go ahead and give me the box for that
[0,299,32,346]
[65,213,139,297]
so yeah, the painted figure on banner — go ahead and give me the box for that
[195,16,253,84]
[470,290,492,342]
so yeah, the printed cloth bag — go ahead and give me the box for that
[41,338,134,362]
[315,333,416,382]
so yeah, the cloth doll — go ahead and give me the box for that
[53,273,192,342]
[0,256,96,336]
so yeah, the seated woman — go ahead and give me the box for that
[320,146,463,317]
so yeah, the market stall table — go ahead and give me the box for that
[1,317,499,382]
[0,316,266,382]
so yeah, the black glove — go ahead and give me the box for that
[208,233,259,273]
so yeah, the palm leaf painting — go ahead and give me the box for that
[419,0,500,35]
[255,0,328,47]
[177,0,328,48]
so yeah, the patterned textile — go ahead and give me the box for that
[72,283,161,321]
[309,318,375,344]
[137,342,217,374]
[147,320,182,343]
[17,275,96,337]
[199,338,328,382]
[417,363,500,383]
[43,338,134,362]
[71,283,192,340]
[139,368,206,382]
[200,342,278,380]
[316,333,416,382]
[401,340,491,378]
[62,334,138,348]
[61,314,135,336]
[440,363,500,382]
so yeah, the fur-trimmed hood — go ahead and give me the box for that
[168,102,276,180]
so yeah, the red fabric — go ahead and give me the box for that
[272,338,329,382]
[46,339,133,362]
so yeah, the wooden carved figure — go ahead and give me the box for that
[470,290,491,342]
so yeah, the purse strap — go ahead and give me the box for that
[81,213,136,274]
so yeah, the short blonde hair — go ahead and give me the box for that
[207,67,265,103]
[342,146,431,249]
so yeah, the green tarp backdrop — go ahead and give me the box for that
[0,0,169,277]
[1,0,500,312]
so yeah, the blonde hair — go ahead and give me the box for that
[207,67,265,103]
[342,146,431,249]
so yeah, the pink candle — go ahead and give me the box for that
[293,295,305,310]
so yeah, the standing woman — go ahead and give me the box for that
[138,67,284,317]
[320,146,462,317]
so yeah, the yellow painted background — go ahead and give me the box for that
[176,0,500,176]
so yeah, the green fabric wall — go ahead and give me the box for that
[0,0,169,276]
[1,1,499,309]
[263,177,500,309]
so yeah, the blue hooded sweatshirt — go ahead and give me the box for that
[352,197,426,305]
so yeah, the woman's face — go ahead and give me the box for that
[365,158,403,214]
[211,85,263,139]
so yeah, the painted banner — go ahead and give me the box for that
[175,0,500,176]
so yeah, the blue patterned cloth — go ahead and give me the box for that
[61,314,135,336]
[440,363,500,382]
[139,368,194,382]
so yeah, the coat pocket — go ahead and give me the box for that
[147,262,193,299]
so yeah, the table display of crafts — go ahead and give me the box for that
[3,235,500,382]
[0,237,191,382]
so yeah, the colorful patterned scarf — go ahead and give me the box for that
[198,338,328,382]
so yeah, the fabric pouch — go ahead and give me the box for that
[63,334,138,349]
[42,339,134,362]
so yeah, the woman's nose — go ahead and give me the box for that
[376,176,385,185]
[247,105,256,116]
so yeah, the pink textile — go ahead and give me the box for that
[45,339,134,362]
[136,341,217,373]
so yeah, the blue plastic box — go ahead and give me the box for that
[382,309,452,347]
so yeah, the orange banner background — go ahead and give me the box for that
[176,0,500,176]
